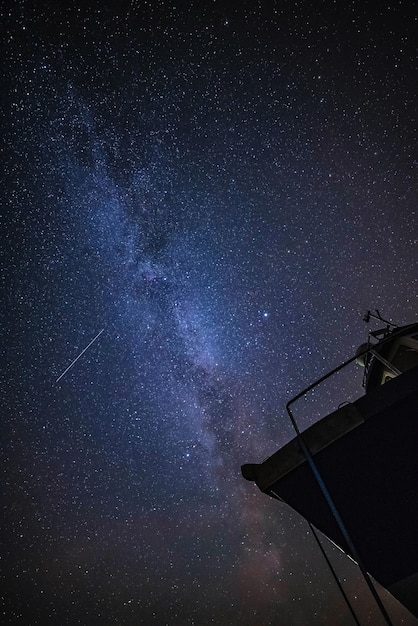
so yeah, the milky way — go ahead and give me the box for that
[3,2,418,624]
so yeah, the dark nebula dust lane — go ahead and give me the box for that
[2,2,418,625]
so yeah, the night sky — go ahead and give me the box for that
[2,1,418,624]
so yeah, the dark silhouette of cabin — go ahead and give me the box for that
[242,322,418,618]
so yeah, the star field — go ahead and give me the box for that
[2,1,418,624]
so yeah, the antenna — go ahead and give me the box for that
[363,309,399,329]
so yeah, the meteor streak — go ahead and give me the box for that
[56,328,104,383]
